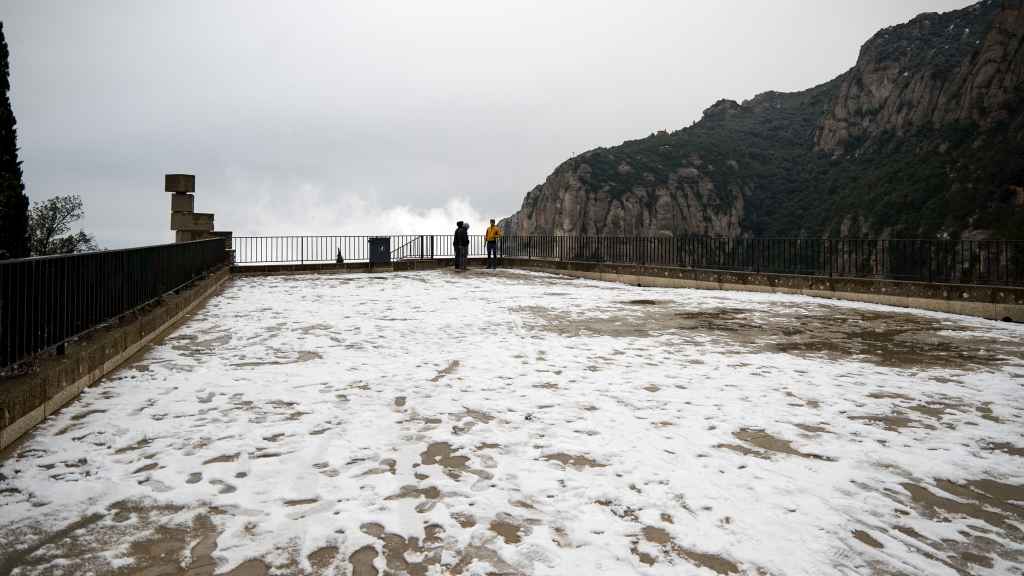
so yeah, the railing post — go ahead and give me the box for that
[927,240,933,283]
[827,239,832,278]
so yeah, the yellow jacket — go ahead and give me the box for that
[485,225,502,242]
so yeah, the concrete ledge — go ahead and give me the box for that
[0,266,231,453]
[397,258,488,271]
[232,258,487,276]
[1,405,43,453]
[504,259,1024,322]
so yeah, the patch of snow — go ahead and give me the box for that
[1,269,1022,575]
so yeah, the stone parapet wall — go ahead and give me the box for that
[0,267,231,452]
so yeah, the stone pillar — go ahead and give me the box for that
[167,173,214,242]
[166,174,232,259]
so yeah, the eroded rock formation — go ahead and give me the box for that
[503,0,1024,239]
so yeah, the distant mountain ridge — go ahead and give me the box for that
[502,0,1024,239]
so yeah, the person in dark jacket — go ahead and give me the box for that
[453,221,462,269]
[453,221,469,270]
[459,223,471,269]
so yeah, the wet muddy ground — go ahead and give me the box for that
[1,269,1023,575]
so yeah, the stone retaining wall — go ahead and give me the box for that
[0,267,231,452]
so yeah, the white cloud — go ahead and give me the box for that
[352,198,487,236]
[230,181,486,237]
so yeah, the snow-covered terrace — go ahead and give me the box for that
[1,268,1023,575]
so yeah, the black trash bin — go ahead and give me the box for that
[368,237,391,264]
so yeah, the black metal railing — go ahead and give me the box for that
[0,238,228,370]
[233,234,1024,286]
[232,235,489,265]
[498,236,1024,286]
[390,236,423,261]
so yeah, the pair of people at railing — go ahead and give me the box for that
[452,219,503,270]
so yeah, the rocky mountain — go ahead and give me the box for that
[502,0,1024,239]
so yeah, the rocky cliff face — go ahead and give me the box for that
[501,157,745,237]
[503,0,1024,239]
[816,0,1022,154]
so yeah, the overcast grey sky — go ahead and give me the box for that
[1,0,974,247]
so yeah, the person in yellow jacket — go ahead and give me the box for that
[485,219,502,269]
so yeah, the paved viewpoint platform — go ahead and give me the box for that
[1,270,1023,575]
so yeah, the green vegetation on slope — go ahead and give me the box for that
[567,78,1022,239]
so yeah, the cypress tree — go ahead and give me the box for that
[0,21,29,259]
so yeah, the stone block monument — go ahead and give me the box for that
[166,174,232,247]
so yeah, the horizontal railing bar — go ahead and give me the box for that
[0,238,223,265]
